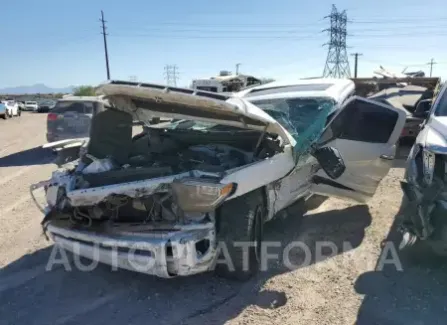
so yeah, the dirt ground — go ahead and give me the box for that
[1,113,447,325]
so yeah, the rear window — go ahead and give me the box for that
[244,84,334,97]
[53,101,95,114]
[26,101,37,105]
[7,101,15,106]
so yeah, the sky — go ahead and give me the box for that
[1,0,446,88]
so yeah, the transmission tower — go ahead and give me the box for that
[164,65,179,86]
[323,5,351,78]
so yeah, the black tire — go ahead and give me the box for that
[17,109,21,117]
[3,111,8,120]
[398,196,447,258]
[214,189,265,281]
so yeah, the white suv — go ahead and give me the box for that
[2,100,21,118]
[24,101,39,111]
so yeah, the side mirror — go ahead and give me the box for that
[312,146,346,179]
[413,99,432,118]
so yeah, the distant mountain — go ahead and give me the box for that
[0,83,74,95]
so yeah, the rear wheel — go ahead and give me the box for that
[17,109,21,117]
[214,189,265,281]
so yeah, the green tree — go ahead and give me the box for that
[73,85,96,96]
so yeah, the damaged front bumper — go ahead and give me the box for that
[45,220,217,278]
[30,171,225,278]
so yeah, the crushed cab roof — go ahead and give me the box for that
[235,78,355,103]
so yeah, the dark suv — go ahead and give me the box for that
[46,96,105,143]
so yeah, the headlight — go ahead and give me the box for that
[422,148,436,185]
[171,178,235,213]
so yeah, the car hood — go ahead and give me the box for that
[95,81,296,146]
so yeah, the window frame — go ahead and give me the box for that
[319,98,399,146]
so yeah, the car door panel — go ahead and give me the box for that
[310,96,406,202]
[272,153,316,214]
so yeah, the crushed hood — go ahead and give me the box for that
[95,81,295,145]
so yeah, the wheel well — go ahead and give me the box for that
[216,187,269,233]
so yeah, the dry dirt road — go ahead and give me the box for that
[1,113,447,325]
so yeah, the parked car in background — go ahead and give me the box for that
[46,96,105,143]
[368,85,434,141]
[24,101,39,111]
[37,100,56,113]
[2,100,21,117]
[18,101,26,111]
[0,102,7,119]
[32,80,406,280]
[399,81,447,255]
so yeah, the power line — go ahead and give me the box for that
[352,17,447,24]
[99,10,111,80]
[323,5,351,78]
[117,17,447,28]
[110,32,447,40]
[164,65,179,86]
[110,29,447,38]
[110,34,320,40]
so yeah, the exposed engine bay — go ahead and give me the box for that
[40,108,283,229]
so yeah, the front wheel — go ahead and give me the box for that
[398,196,447,258]
[214,189,265,281]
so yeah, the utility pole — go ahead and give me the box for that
[427,58,437,77]
[351,53,363,78]
[100,10,110,80]
[235,63,241,75]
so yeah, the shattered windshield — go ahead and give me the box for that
[249,97,336,139]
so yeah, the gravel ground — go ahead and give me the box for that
[1,113,446,325]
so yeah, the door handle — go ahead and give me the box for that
[380,154,394,160]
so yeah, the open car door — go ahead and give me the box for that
[310,96,406,203]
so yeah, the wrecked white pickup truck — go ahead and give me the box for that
[31,80,406,280]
